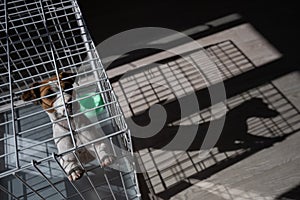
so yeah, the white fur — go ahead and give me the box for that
[47,92,112,177]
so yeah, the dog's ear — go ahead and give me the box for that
[21,82,41,105]
[59,71,76,84]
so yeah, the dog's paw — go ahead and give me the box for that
[68,167,84,181]
[100,155,115,167]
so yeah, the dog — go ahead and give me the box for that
[21,72,114,181]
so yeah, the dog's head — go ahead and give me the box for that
[21,72,76,118]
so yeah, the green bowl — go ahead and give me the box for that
[79,93,105,118]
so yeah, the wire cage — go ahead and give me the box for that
[0,0,141,199]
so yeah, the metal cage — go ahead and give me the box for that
[0,0,141,199]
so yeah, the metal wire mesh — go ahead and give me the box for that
[0,0,141,199]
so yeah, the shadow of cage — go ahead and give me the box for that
[0,0,140,199]
[111,40,300,198]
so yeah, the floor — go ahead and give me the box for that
[105,20,300,199]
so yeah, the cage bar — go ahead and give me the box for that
[0,0,141,199]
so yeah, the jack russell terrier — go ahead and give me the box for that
[21,72,114,181]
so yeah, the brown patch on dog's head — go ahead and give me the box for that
[21,82,41,105]
[59,72,76,84]
[21,72,76,112]
[58,72,76,94]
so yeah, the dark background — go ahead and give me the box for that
[78,0,299,64]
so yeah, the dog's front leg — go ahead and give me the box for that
[94,142,114,167]
[74,114,115,167]
[53,124,84,181]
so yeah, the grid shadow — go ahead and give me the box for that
[111,40,300,199]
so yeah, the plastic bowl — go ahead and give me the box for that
[79,93,104,118]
